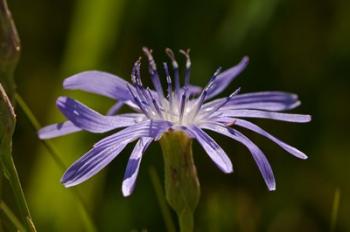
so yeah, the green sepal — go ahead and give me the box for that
[160,131,200,232]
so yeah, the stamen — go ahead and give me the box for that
[131,59,139,84]
[209,67,222,83]
[146,88,163,118]
[142,47,164,99]
[179,49,191,86]
[202,87,241,120]
[215,87,241,110]
[187,67,222,120]
[163,63,172,99]
[126,84,151,118]
[179,87,188,122]
[229,87,241,97]
[134,83,147,104]
[191,89,208,119]
[165,48,180,92]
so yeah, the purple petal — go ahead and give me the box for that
[187,85,202,96]
[204,91,300,111]
[38,121,82,139]
[122,137,153,197]
[63,71,133,101]
[234,119,308,159]
[94,120,171,147]
[202,123,275,191]
[186,126,233,173]
[106,101,125,116]
[206,56,249,99]
[62,121,159,187]
[216,109,311,123]
[56,96,138,133]
[224,101,300,111]
[61,142,128,187]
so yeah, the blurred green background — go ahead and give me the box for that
[4,0,350,231]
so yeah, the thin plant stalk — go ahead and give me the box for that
[15,93,97,232]
[0,201,26,232]
[0,0,36,230]
[330,188,341,232]
[149,167,176,232]
[0,86,36,232]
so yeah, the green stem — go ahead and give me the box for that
[179,209,194,232]
[330,188,341,232]
[15,93,97,232]
[15,94,66,169]
[0,140,36,232]
[0,86,36,232]
[0,201,26,232]
[149,167,176,232]
[160,131,200,232]
[0,1,36,231]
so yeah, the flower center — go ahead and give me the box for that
[126,47,230,126]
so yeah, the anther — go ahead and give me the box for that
[179,49,191,86]
[165,48,180,92]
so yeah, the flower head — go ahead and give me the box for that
[39,47,311,196]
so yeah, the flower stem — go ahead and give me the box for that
[15,93,97,232]
[160,131,200,232]
[0,200,26,232]
[1,85,36,232]
[179,209,194,232]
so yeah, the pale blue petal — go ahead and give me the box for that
[215,109,311,123]
[56,96,138,133]
[38,121,81,139]
[204,91,300,111]
[122,137,153,197]
[202,123,275,191]
[206,56,249,99]
[94,120,171,147]
[186,126,233,173]
[234,119,308,159]
[63,71,133,101]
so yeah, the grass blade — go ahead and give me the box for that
[330,188,341,232]
[15,93,97,232]
[149,166,176,232]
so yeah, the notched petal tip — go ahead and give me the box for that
[121,183,133,197]
[268,184,276,191]
[241,56,250,64]
[305,114,312,122]
[60,178,75,188]
[37,130,48,140]
[222,165,234,174]
[56,96,67,107]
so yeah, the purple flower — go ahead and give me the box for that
[39,48,311,196]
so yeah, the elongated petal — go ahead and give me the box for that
[204,91,299,111]
[61,121,158,187]
[224,101,301,111]
[56,96,138,133]
[206,56,249,99]
[61,142,128,187]
[63,71,133,101]
[122,137,153,197]
[94,120,171,147]
[38,121,82,139]
[106,101,125,115]
[202,123,275,190]
[187,85,202,96]
[186,126,233,173]
[216,109,311,123]
[234,119,308,159]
